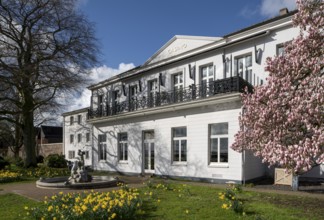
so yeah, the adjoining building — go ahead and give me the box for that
[62,108,92,166]
[63,9,323,183]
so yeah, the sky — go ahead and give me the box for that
[62,0,296,115]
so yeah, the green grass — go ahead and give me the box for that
[0,181,323,220]
[0,193,39,220]
[137,182,324,220]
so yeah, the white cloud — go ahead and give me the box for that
[64,63,135,112]
[260,0,296,17]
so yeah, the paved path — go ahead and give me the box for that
[1,176,323,201]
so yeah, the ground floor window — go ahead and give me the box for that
[118,133,128,161]
[98,134,107,160]
[68,151,75,159]
[172,127,187,162]
[209,123,228,163]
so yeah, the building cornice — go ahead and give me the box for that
[62,107,89,117]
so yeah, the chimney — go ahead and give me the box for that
[279,8,289,16]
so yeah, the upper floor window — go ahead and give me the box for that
[86,133,90,142]
[209,123,228,164]
[77,133,82,143]
[77,115,82,124]
[70,116,74,125]
[172,127,187,163]
[148,79,158,95]
[277,44,285,56]
[173,73,183,91]
[70,134,74,144]
[129,85,137,98]
[234,54,252,83]
[148,79,158,107]
[98,134,107,160]
[200,64,214,85]
[118,133,128,161]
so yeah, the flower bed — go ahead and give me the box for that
[0,170,22,183]
[26,187,142,219]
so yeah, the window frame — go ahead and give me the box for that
[172,72,184,91]
[118,133,128,162]
[234,54,253,84]
[208,123,229,166]
[70,134,74,144]
[276,43,285,56]
[77,115,82,124]
[98,134,107,161]
[68,150,75,159]
[77,133,82,143]
[172,127,187,164]
[70,116,74,125]
[86,133,90,142]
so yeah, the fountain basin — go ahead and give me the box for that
[36,176,119,189]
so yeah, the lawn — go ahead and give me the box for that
[0,181,323,220]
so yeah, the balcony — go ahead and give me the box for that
[88,76,253,119]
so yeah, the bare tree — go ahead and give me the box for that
[0,0,98,167]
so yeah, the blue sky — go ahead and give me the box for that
[78,0,296,69]
[62,0,296,114]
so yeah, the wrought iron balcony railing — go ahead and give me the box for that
[88,76,253,119]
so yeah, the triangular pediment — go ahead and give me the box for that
[144,35,222,65]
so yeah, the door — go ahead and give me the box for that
[143,131,155,173]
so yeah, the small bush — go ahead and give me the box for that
[218,183,244,214]
[0,156,10,170]
[44,154,67,168]
[36,155,44,164]
[15,157,24,167]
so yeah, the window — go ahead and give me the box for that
[148,79,158,107]
[98,134,107,160]
[77,115,82,124]
[118,133,128,161]
[70,134,74,144]
[200,64,214,97]
[173,73,183,90]
[234,54,252,83]
[68,151,75,159]
[277,44,285,56]
[172,127,187,163]
[70,116,74,125]
[86,133,90,142]
[129,85,137,99]
[173,73,184,102]
[85,151,89,159]
[78,134,82,143]
[209,123,228,164]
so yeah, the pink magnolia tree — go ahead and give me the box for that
[231,0,324,176]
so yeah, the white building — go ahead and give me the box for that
[62,108,92,166]
[63,9,321,183]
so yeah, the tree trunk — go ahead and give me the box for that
[22,107,36,167]
[292,175,299,191]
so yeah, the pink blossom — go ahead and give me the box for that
[231,0,324,175]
